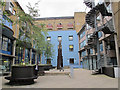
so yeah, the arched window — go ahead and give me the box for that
[57,23,63,30]
[67,23,73,29]
[47,24,53,30]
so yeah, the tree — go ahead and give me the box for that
[1,0,54,65]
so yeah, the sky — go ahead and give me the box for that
[18,0,90,18]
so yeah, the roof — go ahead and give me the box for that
[34,16,74,20]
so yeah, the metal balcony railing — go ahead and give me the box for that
[97,19,114,34]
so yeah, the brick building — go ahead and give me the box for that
[0,0,22,74]
[77,0,120,77]
[35,12,86,67]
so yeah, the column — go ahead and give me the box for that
[41,51,45,64]
[29,49,32,64]
[114,34,120,66]
[35,52,37,64]
[89,57,92,70]
[102,39,107,67]
[12,40,16,65]
[110,0,120,66]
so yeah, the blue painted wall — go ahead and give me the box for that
[44,30,79,67]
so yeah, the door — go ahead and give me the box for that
[47,59,51,64]
[70,58,74,64]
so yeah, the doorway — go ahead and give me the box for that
[47,59,51,64]
[70,58,74,64]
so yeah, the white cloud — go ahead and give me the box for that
[18,0,87,18]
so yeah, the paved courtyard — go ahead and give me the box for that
[1,68,118,88]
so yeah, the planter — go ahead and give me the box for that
[5,65,38,85]
[38,64,53,71]
[102,67,115,78]
[37,64,54,76]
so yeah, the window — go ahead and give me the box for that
[57,23,63,30]
[98,31,102,38]
[80,40,86,48]
[2,36,12,52]
[100,43,103,52]
[70,58,74,64]
[69,45,74,51]
[107,4,112,13]
[81,51,86,57]
[47,24,53,30]
[69,35,73,41]
[67,23,73,29]
[90,49,93,54]
[86,24,91,30]
[58,36,62,41]
[9,2,14,13]
[2,37,8,51]
[47,36,51,41]
[80,31,85,39]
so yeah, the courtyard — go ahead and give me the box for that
[2,68,118,88]
[0,0,120,90]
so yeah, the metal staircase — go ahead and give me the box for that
[84,0,92,8]
[84,0,115,74]
[90,55,104,75]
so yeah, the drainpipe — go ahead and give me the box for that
[110,1,120,66]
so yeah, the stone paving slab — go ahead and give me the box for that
[45,69,70,76]
[1,68,118,88]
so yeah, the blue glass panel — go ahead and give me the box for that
[0,50,11,55]
[2,15,13,29]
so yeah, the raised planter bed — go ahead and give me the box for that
[102,67,115,78]
[38,64,53,70]
[5,65,38,85]
[37,64,54,76]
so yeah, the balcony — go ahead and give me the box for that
[2,15,14,39]
[2,15,13,30]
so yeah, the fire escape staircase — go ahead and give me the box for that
[84,1,115,74]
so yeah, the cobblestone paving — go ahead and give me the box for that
[1,68,118,88]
